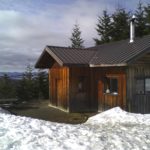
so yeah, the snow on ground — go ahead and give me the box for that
[0,107,150,150]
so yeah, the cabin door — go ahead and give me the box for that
[98,75,126,110]
[56,79,62,106]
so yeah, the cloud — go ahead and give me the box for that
[0,1,102,71]
[0,0,149,72]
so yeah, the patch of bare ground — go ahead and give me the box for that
[7,99,96,124]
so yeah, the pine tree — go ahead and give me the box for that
[111,8,130,41]
[16,76,28,101]
[144,3,150,34]
[17,64,38,101]
[24,64,33,80]
[36,69,49,99]
[0,74,16,99]
[135,1,146,37]
[70,24,84,48]
[94,10,112,45]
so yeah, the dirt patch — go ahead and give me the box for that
[7,100,96,124]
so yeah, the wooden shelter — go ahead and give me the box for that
[35,35,150,113]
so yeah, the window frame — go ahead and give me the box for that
[103,76,119,95]
[135,77,150,95]
[135,78,145,95]
[145,78,150,94]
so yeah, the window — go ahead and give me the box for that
[145,78,150,94]
[136,79,144,94]
[136,78,150,94]
[104,77,118,95]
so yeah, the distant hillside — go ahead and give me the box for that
[0,72,37,80]
[0,72,23,80]
[0,71,48,80]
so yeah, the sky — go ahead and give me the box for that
[0,0,149,72]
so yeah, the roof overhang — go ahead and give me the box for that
[89,63,127,67]
[35,46,63,69]
[64,63,89,67]
[45,47,64,66]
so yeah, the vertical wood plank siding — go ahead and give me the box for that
[96,67,126,111]
[49,63,69,111]
[127,64,150,113]
[69,67,92,112]
[69,67,126,112]
[49,65,126,112]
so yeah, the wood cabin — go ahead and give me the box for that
[35,35,150,113]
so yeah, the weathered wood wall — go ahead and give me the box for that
[69,67,126,112]
[49,63,69,111]
[93,67,126,111]
[69,67,93,112]
[127,64,150,113]
[127,52,150,113]
[49,61,149,113]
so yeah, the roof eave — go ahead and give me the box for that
[64,63,89,67]
[89,63,127,67]
[35,47,47,68]
[45,46,64,66]
[35,46,64,69]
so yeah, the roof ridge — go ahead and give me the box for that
[46,34,150,51]
[47,45,83,49]
[36,34,150,68]
[47,45,96,51]
[90,39,129,50]
[88,34,150,50]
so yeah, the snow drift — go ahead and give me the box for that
[0,107,150,150]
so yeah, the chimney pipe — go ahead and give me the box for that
[130,15,136,43]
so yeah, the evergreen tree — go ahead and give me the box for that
[36,70,49,99]
[135,1,146,37]
[0,74,16,99]
[23,64,36,100]
[16,65,49,101]
[16,76,28,101]
[144,3,150,34]
[70,24,84,48]
[24,64,33,80]
[17,64,38,101]
[94,10,112,45]
[111,8,130,41]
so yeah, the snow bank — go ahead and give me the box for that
[0,107,150,150]
[86,107,150,126]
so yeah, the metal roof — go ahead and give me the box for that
[90,35,150,66]
[35,35,150,68]
[46,46,96,66]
